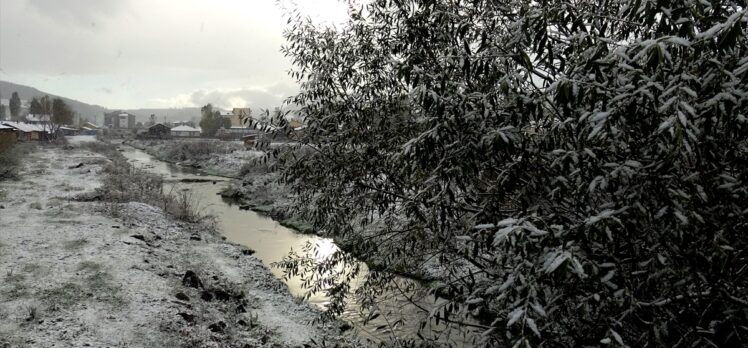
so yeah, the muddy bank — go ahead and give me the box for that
[0,143,354,347]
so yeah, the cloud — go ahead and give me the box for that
[0,0,347,108]
[25,0,131,28]
[152,83,298,111]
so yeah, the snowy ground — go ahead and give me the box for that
[0,145,352,347]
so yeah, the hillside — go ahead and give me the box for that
[0,80,204,125]
[0,80,109,122]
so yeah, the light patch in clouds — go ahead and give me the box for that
[153,83,297,111]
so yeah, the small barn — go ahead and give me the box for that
[147,123,171,139]
[170,125,201,137]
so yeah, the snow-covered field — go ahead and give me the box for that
[0,145,351,347]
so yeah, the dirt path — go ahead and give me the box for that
[0,146,348,347]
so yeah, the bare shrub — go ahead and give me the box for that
[81,141,212,224]
[0,143,34,181]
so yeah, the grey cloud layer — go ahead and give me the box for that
[0,0,326,108]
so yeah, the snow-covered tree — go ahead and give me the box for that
[276,0,748,346]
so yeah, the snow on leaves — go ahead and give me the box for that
[279,0,748,346]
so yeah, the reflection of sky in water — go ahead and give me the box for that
[120,146,477,346]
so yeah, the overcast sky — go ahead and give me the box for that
[0,0,348,110]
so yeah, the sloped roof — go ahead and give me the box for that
[1,122,49,133]
[170,125,201,132]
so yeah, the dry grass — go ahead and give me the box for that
[78,141,213,224]
[0,143,34,181]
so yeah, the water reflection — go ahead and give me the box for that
[119,146,477,346]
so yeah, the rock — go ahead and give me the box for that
[236,304,247,313]
[219,187,244,199]
[182,271,203,289]
[208,321,227,333]
[130,235,145,241]
[200,291,214,302]
[189,235,201,241]
[68,163,84,169]
[175,292,190,302]
[241,248,255,256]
[0,205,4,209]
[237,319,248,326]
[213,289,230,301]
[239,205,250,211]
[177,312,195,324]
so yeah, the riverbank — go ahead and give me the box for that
[125,138,310,232]
[125,138,451,282]
[0,141,353,347]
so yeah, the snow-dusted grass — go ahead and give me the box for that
[0,145,354,347]
[126,138,263,178]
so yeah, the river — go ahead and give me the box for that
[118,145,476,346]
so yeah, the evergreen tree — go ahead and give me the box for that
[29,97,43,115]
[8,92,21,121]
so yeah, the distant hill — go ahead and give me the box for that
[0,80,205,125]
[0,80,109,123]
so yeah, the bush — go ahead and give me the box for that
[0,144,33,181]
[278,1,748,347]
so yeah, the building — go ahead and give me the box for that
[170,120,195,127]
[58,127,78,136]
[170,125,201,137]
[145,123,171,138]
[217,111,232,125]
[104,111,137,129]
[231,108,252,127]
[1,122,49,141]
[79,122,100,135]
